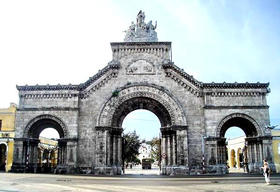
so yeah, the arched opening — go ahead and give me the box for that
[219,114,259,174]
[112,97,171,127]
[122,109,161,175]
[22,115,67,173]
[109,96,173,175]
[0,144,7,171]
[96,86,188,175]
[37,128,59,173]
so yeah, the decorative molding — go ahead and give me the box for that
[163,63,270,97]
[111,42,171,60]
[17,63,120,99]
[204,105,269,109]
[95,126,123,134]
[97,83,187,127]
[23,114,68,138]
[80,68,119,99]
[160,125,188,133]
[216,113,262,137]
[245,136,272,142]
[204,91,267,97]
[17,107,79,111]
[16,84,79,91]
[203,82,270,89]
[79,63,120,91]
[19,93,79,99]
[126,59,155,75]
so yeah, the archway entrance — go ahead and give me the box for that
[122,109,161,175]
[0,144,7,171]
[95,84,189,175]
[214,113,272,174]
[110,96,172,175]
[12,115,71,173]
[37,128,59,173]
[225,127,246,173]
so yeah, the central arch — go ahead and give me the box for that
[95,84,189,175]
[98,83,187,127]
[112,97,171,127]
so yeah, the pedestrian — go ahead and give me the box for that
[261,159,270,184]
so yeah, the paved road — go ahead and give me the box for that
[0,172,280,192]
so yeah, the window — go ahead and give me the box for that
[278,143,280,155]
[0,120,2,131]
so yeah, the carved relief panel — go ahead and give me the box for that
[126,59,155,75]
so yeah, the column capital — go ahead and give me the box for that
[161,125,187,134]
[95,126,123,135]
[245,136,272,142]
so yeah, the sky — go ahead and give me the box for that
[1,0,279,140]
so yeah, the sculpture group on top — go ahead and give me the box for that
[124,10,158,42]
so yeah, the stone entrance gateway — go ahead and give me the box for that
[12,11,273,175]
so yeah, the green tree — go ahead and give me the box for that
[147,137,161,163]
[123,131,141,164]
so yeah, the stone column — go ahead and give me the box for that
[117,135,122,166]
[172,134,176,165]
[112,135,117,165]
[30,139,39,173]
[259,142,263,161]
[254,143,258,163]
[107,132,111,166]
[167,135,171,166]
[161,135,166,167]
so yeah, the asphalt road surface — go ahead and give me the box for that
[0,172,280,192]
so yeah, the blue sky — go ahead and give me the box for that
[1,0,279,140]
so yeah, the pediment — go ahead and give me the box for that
[162,63,203,96]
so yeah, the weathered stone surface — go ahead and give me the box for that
[12,12,272,175]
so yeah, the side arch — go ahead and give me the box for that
[216,113,262,137]
[97,83,187,127]
[23,114,68,138]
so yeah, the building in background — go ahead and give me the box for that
[138,143,152,162]
[37,136,58,173]
[272,129,280,173]
[227,136,245,170]
[0,103,16,172]
[227,131,280,173]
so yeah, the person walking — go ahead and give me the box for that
[261,159,271,184]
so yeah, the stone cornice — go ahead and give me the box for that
[162,63,203,97]
[162,63,203,88]
[79,63,120,91]
[17,63,120,99]
[203,90,268,97]
[160,125,188,133]
[111,42,171,61]
[80,64,120,99]
[162,63,270,97]
[205,136,226,142]
[17,107,79,111]
[245,136,272,141]
[204,105,269,109]
[203,82,270,89]
[17,84,79,91]
[111,41,171,47]
[19,93,79,99]
[58,138,78,142]
[95,126,123,134]
[17,64,120,92]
